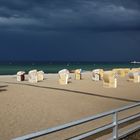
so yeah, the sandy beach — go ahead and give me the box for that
[0,72,140,140]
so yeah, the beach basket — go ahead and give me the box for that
[58,69,69,85]
[17,71,25,81]
[28,70,38,83]
[103,71,117,88]
[75,69,82,80]
[37,71,44,81]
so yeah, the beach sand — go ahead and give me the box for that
[0,72,140,140]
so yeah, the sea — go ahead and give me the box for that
[0,61,140,75]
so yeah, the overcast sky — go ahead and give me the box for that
[0,0,140,61]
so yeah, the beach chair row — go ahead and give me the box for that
[16,69,82,84]
[93,68,140,87]
[17,68,140,88]
[17,70,44,83]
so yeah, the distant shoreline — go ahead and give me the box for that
[0,62,139,75]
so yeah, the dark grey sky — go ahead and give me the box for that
[0,0,140,61]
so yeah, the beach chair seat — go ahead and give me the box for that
[75,69,82,80]
[58,69,70,85]
[28,70,38,83]
[103,71,117,88]
[17,71,25,81]
[37,71,44,81]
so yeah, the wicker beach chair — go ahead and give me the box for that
[17,71,25,81]
[58,69,70,85]
[37,71,44,81]
[28,70,38,83]
[75,69,82,80]
[103,71,117,88]
[92,69,104,81]
[92,69,100,81]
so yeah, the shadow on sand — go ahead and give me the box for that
[0,81,139,103]
[0,85,8,92]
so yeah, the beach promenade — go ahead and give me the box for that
[0,72,140,140]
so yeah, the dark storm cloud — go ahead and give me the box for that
[0,0,140,32]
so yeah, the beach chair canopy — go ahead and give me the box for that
[29,69,37,74]
[75,69,82,74]
[92,69,100,74]
[17,71,25,75]
[58,69,69,75]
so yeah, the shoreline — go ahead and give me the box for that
[0,62,140,76]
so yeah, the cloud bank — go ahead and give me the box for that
[0,0,140,32]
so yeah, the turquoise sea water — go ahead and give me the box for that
[0,61,140,75]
